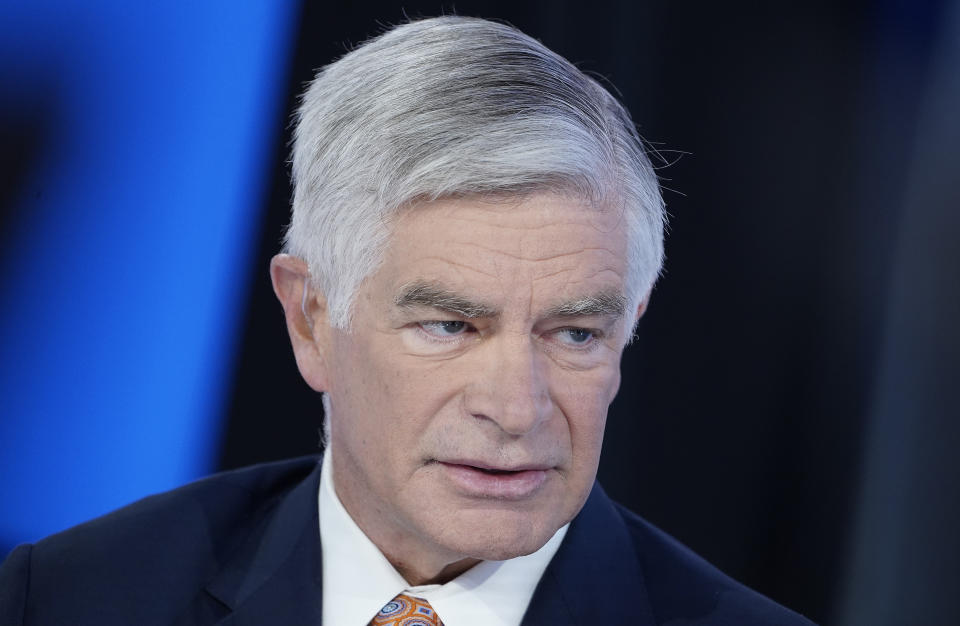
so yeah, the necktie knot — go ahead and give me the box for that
[371,593,443,625]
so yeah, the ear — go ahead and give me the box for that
[635,290,651,321]
[270,254,330,392]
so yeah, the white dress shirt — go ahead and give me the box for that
[318,451,568,626]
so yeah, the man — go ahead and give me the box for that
[0,16,814,625]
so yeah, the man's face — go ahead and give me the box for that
[319,193,635,576]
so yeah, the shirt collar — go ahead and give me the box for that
[318,450,568,626]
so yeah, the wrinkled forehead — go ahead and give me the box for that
[376,193,631,311]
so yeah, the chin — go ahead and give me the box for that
[431,506,564,561]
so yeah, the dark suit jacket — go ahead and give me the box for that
[0,455,815,625]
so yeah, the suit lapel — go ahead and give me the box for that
[205,459,324,626]
[522,483,657,626]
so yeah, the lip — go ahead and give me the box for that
[436,461,550,500]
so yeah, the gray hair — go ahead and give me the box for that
[286,16,666,330]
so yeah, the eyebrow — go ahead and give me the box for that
[395,282,499,318]
[395,281,627,320]
[542,290,627,319]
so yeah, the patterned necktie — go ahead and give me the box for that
[370,593,444,625]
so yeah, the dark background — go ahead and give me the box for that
[4,2,959,624]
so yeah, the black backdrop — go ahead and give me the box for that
[218,2,960,624]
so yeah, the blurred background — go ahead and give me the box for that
[1,1,958,624]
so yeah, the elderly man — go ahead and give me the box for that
[0,16,814,626]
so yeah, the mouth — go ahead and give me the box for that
[435,460,551,499]
[472,467,519,475]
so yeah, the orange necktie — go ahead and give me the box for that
[370,593,444,625]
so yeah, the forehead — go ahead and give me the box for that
[376,194,629,306]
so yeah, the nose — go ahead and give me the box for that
[465,332,552,436]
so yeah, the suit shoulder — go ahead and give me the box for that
[612,502,817,626]
[2,455,321,625]
[33,455,321,555]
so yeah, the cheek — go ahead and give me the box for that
[334,332,407,400]
[336,336,466,443]
[556,366,620,455]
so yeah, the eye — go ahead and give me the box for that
[419,320,471,338]
[556,328,596,346]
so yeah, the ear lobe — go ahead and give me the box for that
[270,253,330,392]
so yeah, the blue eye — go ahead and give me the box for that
[559,328,594,345]
[420,321,469,337]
